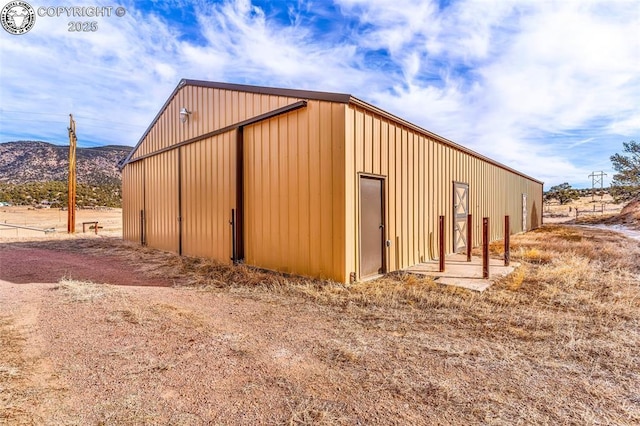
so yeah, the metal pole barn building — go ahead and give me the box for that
[120,79,543,283]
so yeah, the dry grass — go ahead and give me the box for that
[0,316,30,425]
[2,224,640,424]
[543,193,622,223]
[180,225,639,424]
[574,199,640,230]
[52,278,113,302]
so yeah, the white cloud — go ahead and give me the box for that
[340,0,640,186]
[0,0,638,187]
[0,0,190,146]
[191,0,369,91]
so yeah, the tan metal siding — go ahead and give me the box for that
[125,85,311,264]
[144,150,179,252]
[345,105,543,278]
[121,160,144,243]
[244,101,346,282]
[180,133,236,261]
[131,87,300,160]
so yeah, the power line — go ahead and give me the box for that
[588,171,607,200]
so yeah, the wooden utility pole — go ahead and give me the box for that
[68,114,77,233]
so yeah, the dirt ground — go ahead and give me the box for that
[5,238,439,425]
[0,206,122,239]
[1,207,639,425]
[542,193,622,223]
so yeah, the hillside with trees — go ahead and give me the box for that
[0,141,131,207]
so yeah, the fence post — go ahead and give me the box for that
[439,215,445,272]
[504,215,510,266]
[483,217,489,279]
[466,214,472,262]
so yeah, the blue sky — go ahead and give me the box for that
[0,0,638,188]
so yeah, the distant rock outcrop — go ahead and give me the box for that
[0,141,132,185]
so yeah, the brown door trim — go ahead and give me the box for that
[358,174,386,279]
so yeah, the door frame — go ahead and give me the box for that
[358,173,386,279]
[453,181,469,253]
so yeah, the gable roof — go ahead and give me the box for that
[120,79,542,185]
[181,79,353,103]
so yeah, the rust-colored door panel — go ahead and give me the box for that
[453,182,469,253]
[360,176,385,278]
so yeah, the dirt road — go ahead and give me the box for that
[0,245,171,286]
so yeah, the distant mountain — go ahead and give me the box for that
[0,141,132,185]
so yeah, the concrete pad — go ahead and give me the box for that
[405,253,519,292]
[436,277,493,292]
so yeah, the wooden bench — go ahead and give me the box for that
[82,221,99,234]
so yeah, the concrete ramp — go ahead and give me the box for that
[406,253,518,292]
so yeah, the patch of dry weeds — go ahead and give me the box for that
[0,316,30,425]
[52,278,114,302]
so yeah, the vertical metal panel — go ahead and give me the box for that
[364,114,373,171]
[270,113,284,269]
[427,137,435,259]
[331,102,347,280]
[387,124,396,268]
[399,128,407,266]
[372,117,381,175]
[144,150,179,252]
[308,99,321,275]
[244,101,346,282]
[344,106,356,278]
[417,136,423,262]
[121,160,144,243]
[296,105,310,274]
[180,134,235,261]
[352,109,364,274]
[286,110,300,272]
[278,114,290,268]
[320,103,334,276]
[407,130,415,265]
